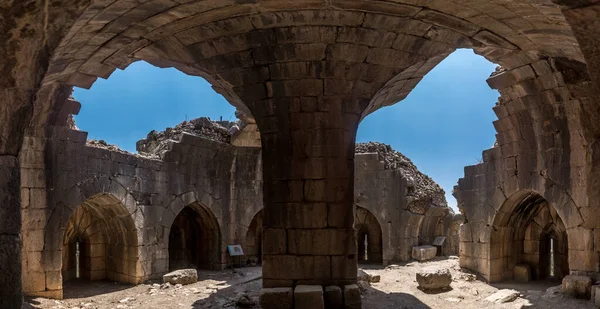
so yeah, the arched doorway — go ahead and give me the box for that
[168,203,221,270]
[490,191,569,281]
[244,210,263,266]
[354,206,383,264]
[61,194,138,285]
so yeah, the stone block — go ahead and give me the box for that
[568,227,594,251]
[514,264,531,283]
[562,275,592,298]
[264,202,328,228]
[324,286,342,309]
[45,271,62,290]
[343,284,362,309]
[331,255,358,280]
[260,287,293,309]
[412,245,437,261]
[262,255,331,280]
[163,269,198,285]
[288,228,355,255]
[294,285,324,309]
[416,267,452,290]
[262,228,287,254]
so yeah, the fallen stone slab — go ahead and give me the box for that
[545,285,562,295]
[162,269,198,285]
[485,289,520,303]
[412,245,437,261]
[358,269,381,284]
[416,267,452,290]
[562,275,592,298]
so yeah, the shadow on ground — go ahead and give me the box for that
[62,279,133,299]
[363,284,433,309]
[191,267,433,309]
[191,267,263,308]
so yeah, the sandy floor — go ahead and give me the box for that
[24,258,596,309]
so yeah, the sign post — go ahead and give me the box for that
[227,245,244,269]
[433,236,446,256]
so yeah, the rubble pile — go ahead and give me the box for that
[355,142,448,213]
[136,117,238,156]
[86,139,130,155]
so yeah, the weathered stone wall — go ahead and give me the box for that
[20,128,262,299]
[2,0,600,307]
[21,126,457,298]
[354,153,460,262]
[454,57,600,282]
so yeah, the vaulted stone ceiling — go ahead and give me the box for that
[42,0,583,124]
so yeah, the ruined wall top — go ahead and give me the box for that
[356,142,448,213]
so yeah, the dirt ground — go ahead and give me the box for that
[24,258,596,309]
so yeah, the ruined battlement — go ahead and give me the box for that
[19,127,458,299]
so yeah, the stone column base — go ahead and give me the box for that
[260,285,361,309]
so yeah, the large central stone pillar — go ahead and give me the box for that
[0,155,22,309]
[255,97,361,308]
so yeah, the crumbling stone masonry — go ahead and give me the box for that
[2,1,600,308]
[455,56,600,282]
[20,128,263,299]
[19,124,456,299]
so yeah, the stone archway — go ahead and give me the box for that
[4,0,600,307]
[61,194,138,287]
[489,191,569,282]
[355,206,383,264]
[244,210,263,266]
[168,202,221,271]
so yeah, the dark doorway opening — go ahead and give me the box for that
[490,192,569,282]
[355,206,383,264]
[168,204,221,271]
[244,210,263,266]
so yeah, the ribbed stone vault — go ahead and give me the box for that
[34,0,585,128]
[3,1,600,308]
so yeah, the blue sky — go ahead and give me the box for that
[74,49,498,211]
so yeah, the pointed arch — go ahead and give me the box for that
[61,193,139,287]
[167,201,222,270]
[355,206,383,264]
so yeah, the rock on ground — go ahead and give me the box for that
[163,269,198,285]
[416,267,452,290]
[485,289,520,303]
[562,275,592,298]
[235,292,255,307]
[358,269,371,282]
[358,269,380,283]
